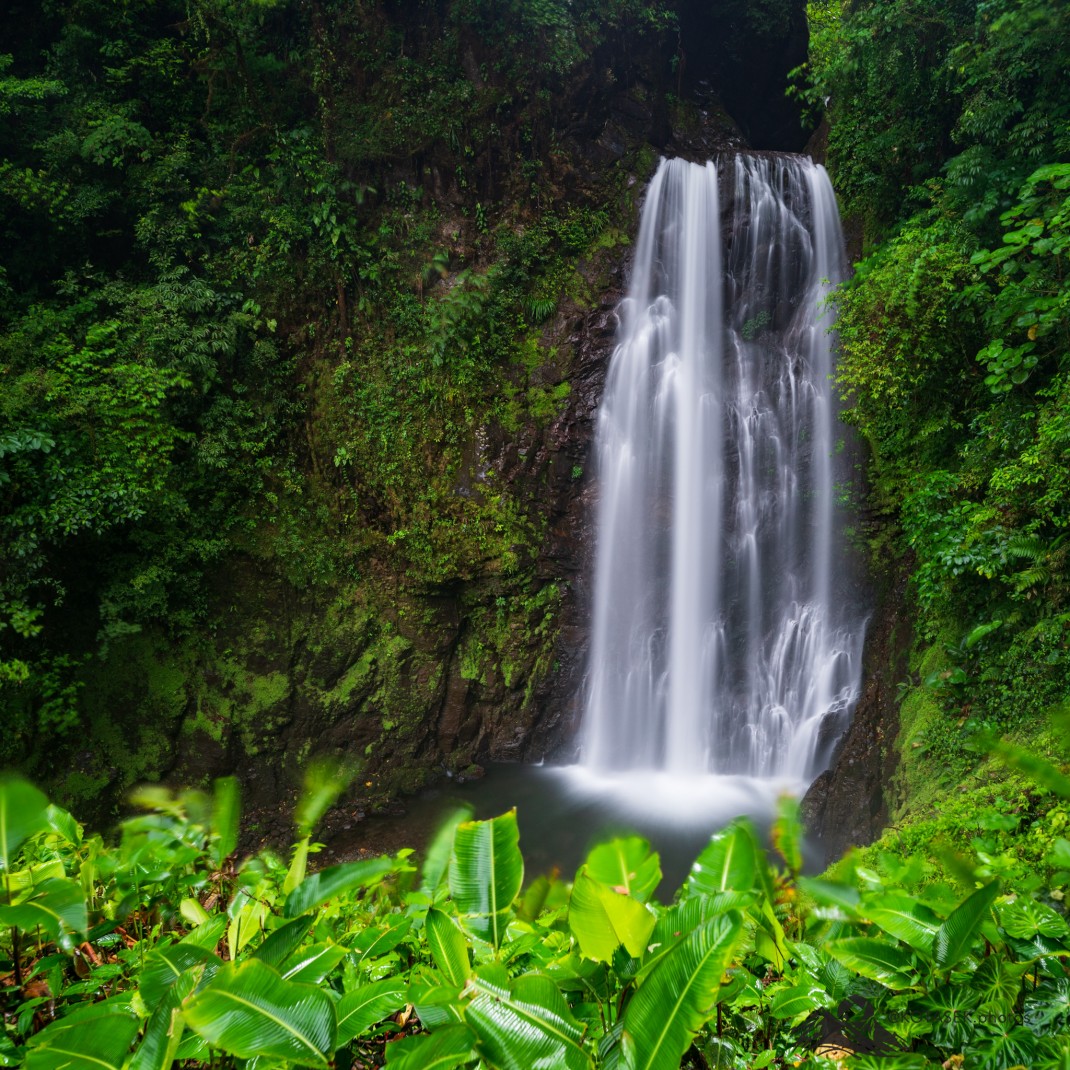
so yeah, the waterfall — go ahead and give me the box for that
[581,154,864,785]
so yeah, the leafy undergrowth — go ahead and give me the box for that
[4,766,1070,1070]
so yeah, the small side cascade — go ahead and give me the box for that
[580,154,865,786]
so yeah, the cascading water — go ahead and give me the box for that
[580,153,864,791]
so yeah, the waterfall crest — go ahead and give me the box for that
[581,154,864,784]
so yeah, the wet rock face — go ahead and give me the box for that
[802,566,911,862]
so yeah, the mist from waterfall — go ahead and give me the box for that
[579,154,865,788]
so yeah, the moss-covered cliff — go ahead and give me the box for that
[1,0,815,819]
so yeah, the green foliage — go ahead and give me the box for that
[7,776,1070,1069]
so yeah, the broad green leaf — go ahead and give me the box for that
[385,1024,474,1069]
[997,895,1070,940]
[933,882,1000,969]
[426,907,471,984]
[0,877,86,944]
[2,859,64,897]
[284,856,394,917]
[294,758,352,839]
[184,959,336,1068]
[281,942,347,983]
[129,969,198,1070]
[448,810,524,948]
[0,775,49,870]
[139,942,220,1005]
[771,796,803,876]
[752,897,788,968]
[408,977,465,1029]
[686,820,758,897]
[212,776,240,865]
[863,893,942,953]
[798,877,860,912]
[228,891,268,961]
[25,1013,139,1070]
[769,984,834,1020]
[620,913,742,1070]
[585,837,661,903]
[351,914,413,964]
[972,954,1029,1014]
[45,805,81,846]
[419,805,473,897]
[336,979,408,1046]
[180,897,212,929]
[284,837,311,896]
[467,972,592,1070]
[569,868,656,962]
[181,912,228,951]
[826,937,916,989]
[254,914,316,967]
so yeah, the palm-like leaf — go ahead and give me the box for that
[466,971,592,1070]
[184,959,336,1067]
[569,868,656,962]
[385,1024,474,1069]
[139,942,220,1005]
[686,820,758,897]
[25,1013,139,1070]
[283,856,394,917]
[0,775,50,871]
[448,810,523,948]
[620,913,742,1070]
[933,881,1000,969]
[336,978,408,1046]
[585,837,661,903]
[863,893,941,953]
[0,877,87,945]
[826,937,916,988]
[426,907,471,984]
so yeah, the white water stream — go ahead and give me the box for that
[574,154,864,806]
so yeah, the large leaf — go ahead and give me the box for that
[25,1013,139,1070]
[139,941,220,1005]
[686,820,758,897]
[129,969,199,1070]
[336,978,408,1046]
[769,984,835,1020]
[426,907,471,984]
[972,954,1029,1014]
[0,775,50,871]
[585,837,661,903]
[997,895,1070,941]
[407,977,465,1029]
[184,959,336,1068]
[771,795,803,877]
[281,942,348,983]
[419,805,473,898]
[385,1024,474,1069]
[211,776,240,865]
[826,937,916,989]
[284,856,394,917]
[569,868,656,963]
[448,810,523,948]
[0,877,86,944]
[467,971,592,1070]
[933,881,1000,969]
[253,914,316,968]
[620,913,742,1070]
[863,893,942,953]
[351,914,413,965]
[752,897,789,969]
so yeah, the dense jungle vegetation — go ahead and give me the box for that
[2,0,1070,1066]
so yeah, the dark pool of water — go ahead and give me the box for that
[327,763,816,896]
